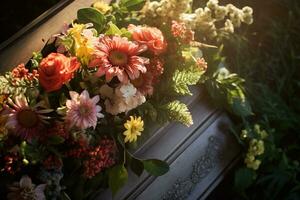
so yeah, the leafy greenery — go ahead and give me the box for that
[119,0,146,11]
[234,167,256,192]
[143,159,169,176]
[207,0,300,199]
[77,8,106,33]
[172,66,203,96]
[108,164,128,196]
[205,67,252,117]
[0,72,39,97]
[105,22,132,38]
[160,100,193,127]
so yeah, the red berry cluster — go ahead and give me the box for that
[83,138,116,178]
[49,123,69,140]
[40,123,69,143]
[66,138,117,178]
[11,63,39,81]
[147,57,164,84]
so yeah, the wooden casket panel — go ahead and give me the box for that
[0,1,240,199]
[97,88,240,200]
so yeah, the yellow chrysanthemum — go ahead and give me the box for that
[123,116,144,143]
[68,23,85,40]
[67,24,95,66]
[75,38,94,66]
[93,1,111,14]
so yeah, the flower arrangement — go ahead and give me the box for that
[0,0,254,199]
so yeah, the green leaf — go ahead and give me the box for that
[105,22,132,38]
[120,0,146,11]
[120,28,132,38]
[205,66,252,117]
[20,141,46,164]
[137,102,157,121]
[130,157,144,177]
[47,135,65,145]
[77,8,105,33]
[182,47,203,62]
[234,167,256,192]
[105,22,123,36]
[108,165,128,196]
[143,159,169,176]
[232,98,253,117]
[30,52,43,68]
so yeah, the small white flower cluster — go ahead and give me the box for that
[141,0,253,39]
[182,0,253,39]
[100,83,146,115]
[141,0,192,20]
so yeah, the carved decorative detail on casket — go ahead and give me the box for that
[162,136,221,200]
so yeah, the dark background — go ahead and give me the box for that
[0,0,61,43]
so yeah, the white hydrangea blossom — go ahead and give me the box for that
[223,19,234,33]
[242,6,254,25]
[102,83,146,115]
[179,13,197,29]
[141,0,253,40]
[215,6,228,20]
[193,0,253,38]
[206,0,219,10]
[141,0,192,20]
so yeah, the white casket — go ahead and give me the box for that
[0,1,240,199]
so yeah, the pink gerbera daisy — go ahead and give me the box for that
[89,35,149,83]
[5,95,52,140]
[66,90,104,130]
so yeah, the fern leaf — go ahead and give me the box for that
[162,100,193,127]
[172,66,204,96]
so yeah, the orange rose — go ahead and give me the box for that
[38,53,80,92]
[128,25,167,55]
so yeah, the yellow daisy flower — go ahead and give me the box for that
[123,116,144,143]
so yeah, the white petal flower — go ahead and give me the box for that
[119,83,137,99]
[105,84,145,115]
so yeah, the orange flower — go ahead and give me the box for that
[38,53,80,92]
[128,24,167,55]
